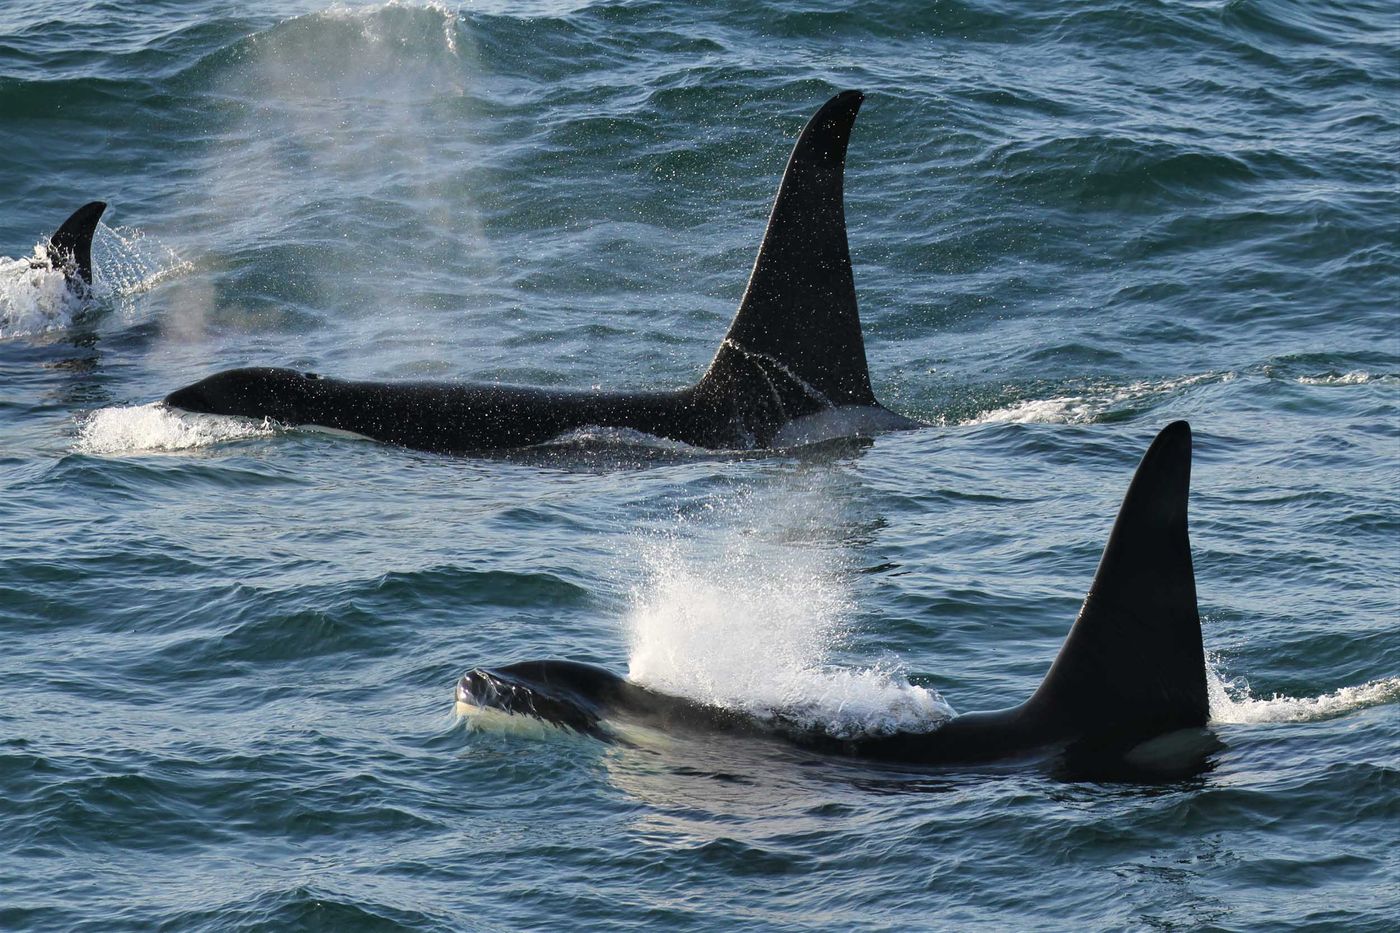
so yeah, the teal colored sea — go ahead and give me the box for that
[2,1,1397,929]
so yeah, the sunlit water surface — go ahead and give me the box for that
[2,1,1397,929]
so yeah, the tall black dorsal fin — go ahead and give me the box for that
[699,91,875,409]
[46,201,106,287]
[1025,421,1208,739]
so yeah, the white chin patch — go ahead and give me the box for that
[770,405,921,448]
[454,700,580,738]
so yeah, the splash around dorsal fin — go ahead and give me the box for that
[46,201,106,287]
[1024,421,1209,741]
[697,91,876,412]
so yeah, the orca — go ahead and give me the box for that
[455,422,1211,770]
[34,201,106,292]
[162,91,923,453]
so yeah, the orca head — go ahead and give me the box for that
[163,367,323,424]
[455,665,608,737]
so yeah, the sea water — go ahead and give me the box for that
[1,1,1396,929]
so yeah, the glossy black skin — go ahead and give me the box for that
[162,366,798,451]
[460,662,1114,767]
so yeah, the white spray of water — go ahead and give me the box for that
[1207,659,1399,725]
[173,0,488,349]
[0,252,76,339]
[74,404,276,455]
[92,223,193,302]
[1,224,191,340]
[623,488,954,739]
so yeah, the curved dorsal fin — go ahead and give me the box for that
[1026,421,1208,739]
[47,201,106,287]
[699,91,875,409]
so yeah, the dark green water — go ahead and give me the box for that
[2,1,1397,929]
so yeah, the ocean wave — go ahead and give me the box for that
[315,0,462,55]
[187,0,466,92]
[980,134,1258,208]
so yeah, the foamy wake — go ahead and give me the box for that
[625,519,953,739]
[959,372,1228,426]
[75,403,276,454]
[1207,661,1400,725]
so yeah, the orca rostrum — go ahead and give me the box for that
[163,91,923,453]
[456,422,1211,770]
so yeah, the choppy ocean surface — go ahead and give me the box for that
[2,1,1397,929]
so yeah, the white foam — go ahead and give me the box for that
[1296,371,1395,386]
[0,253,84,339]
[624,501,953,739]
[320,0,462,52]
[1207,660,1400,725]
[960,372,1229,426]
[74,403,276,455]
[962,395,1099,426]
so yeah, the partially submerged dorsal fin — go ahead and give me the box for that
[1026,421,1208,739]
[46,201,106,287]
[700,91,875,411]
